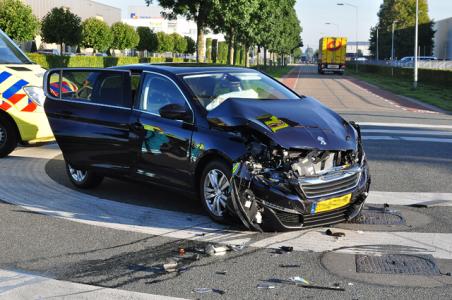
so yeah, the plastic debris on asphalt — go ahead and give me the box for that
[193,288,225,295]
[279,264,301,268]
[257,283,277,289]
[289,276,310,285]
[325,229,345,238]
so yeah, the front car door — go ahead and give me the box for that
[44,68,133,174]
[130,71,194,188]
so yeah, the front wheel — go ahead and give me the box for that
[65,162,103,189]
[0,117,18,158]
[200,160,232,223]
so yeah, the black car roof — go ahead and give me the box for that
[112,64,258,76]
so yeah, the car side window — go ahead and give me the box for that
[58,70,130,108]
[139,73,187,115]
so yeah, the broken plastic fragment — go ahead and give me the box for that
[193,288,212,294]
[325,229,345,237]
[289,276,310,285]
[162,261,178,272]
[216,271,227,275]
[279,264,301,268]
[279,246,294,252]
[257,283,277,289]
[227,244,245,252]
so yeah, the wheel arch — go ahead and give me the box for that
[194,150,233,192]
[0,109,22,143]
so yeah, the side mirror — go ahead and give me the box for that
[159,103,191,122]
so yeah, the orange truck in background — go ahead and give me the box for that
[318,37,347,75]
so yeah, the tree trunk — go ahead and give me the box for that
[233,42,238,65]
[256,46,260,66]
[196,23,205,63]
[60,43,64,56]
[244,44,249,67]
[227,29,234,65]
[263,47,267,67]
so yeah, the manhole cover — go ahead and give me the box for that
[355,254,440,276]
[350,209,405,225]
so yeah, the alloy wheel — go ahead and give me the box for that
[0,125,6,147]
[203,169,230,217]
[68,164,87,182]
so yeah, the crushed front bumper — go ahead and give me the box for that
[229,160,370,231]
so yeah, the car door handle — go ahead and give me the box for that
[131,122,144,131]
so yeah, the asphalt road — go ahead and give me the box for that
[1,64,452,299]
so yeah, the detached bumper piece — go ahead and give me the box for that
[229,161,370,232]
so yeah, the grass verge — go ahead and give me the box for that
[346,70,452,112]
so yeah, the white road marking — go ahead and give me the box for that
[358,122,452,130]
[400,137,452,143]
[362,136,397,140]
[366,191,452,207]
[363,135,452,143]
[0,269,185,300]
[362,129,452,136]
[251,229,452,259]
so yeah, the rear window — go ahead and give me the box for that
[49,70,131,108]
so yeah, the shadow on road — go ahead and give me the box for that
[45,154,204,215]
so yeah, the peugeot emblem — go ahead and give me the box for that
[317,136,327,145]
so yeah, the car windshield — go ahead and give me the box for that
[182,72,299,111]
[0,30,32,64]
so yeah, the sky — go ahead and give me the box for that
[97,0,452,51]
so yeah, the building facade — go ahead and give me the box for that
[23,0,121,25]
[123,5,224,43]
[346,41,371,57]
[433,17,452,60]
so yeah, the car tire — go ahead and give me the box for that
[65,162,103,189]
[200,160,232,224]
[0,117,18,158]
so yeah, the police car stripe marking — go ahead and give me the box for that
[2,79,28,100]
[21,102,37,112]
[8,93,26,105]
[0,71,12,84]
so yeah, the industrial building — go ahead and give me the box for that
[123,5,224,43]
[23,0,121,25]
[433,17,452,60]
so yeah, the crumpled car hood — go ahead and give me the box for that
[206,97,357,151]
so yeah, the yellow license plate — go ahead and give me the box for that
[314,194,352,213]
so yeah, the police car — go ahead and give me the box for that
[0,29,54,157]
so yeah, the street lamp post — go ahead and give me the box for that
[337,3,358,72]
[414,0,419,89]
[325,22,340,36]
[391,21,398,61]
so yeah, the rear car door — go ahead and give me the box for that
[44,68,133,174]
[130,71,194,188]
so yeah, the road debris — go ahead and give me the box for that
[257,283,277,289]
[279,246,294,252]
[279,264,301,268]
[325,229,345,238]
[289,276,310,285]
[267,278,345,291]
[193,288,225,295]
[216,271,228,275]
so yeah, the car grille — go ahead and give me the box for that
[273,210,303,227]
[300,172,360,199]
[303,207,348,228]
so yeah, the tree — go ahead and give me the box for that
[145,0,217,63]
[156,31,174,53]
[211,39,218,63]
[213,0,259,65]
[184,36,196,55]
[81,18,113,53]
[369,0,435,59]
[171,32,187,54]
[136,27,157,53]
[111,22,139,51]
[41,7,81,55]
[0,0,39,42]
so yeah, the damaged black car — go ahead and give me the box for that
[43,65,370,231]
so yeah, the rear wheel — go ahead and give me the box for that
[200,160,232,223]
[65,162,103,189]
[0,117,18,158]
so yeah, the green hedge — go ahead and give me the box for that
[347,62,452,87]
[27,53,195,69]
